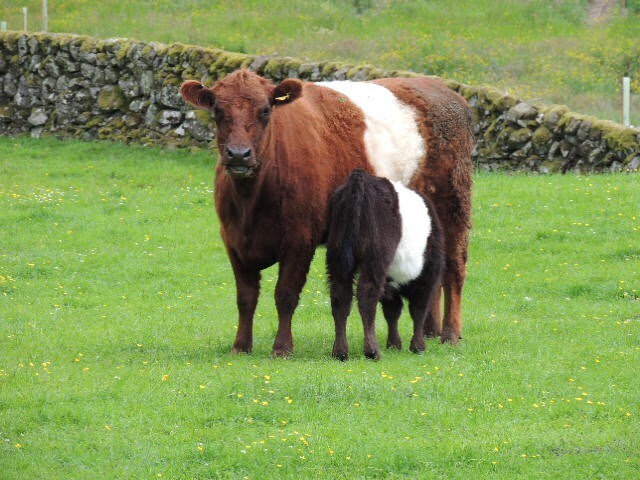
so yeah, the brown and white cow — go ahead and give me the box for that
[181,69,474,357]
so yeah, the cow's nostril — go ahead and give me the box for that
[227,146,252,161]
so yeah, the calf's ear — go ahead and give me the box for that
[180,80,216,109]
[271,78,303,106]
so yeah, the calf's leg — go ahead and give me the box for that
[357,277,382,360]
[380,286,403,350]
[329,276,353,361]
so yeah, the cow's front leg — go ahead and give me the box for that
[229,252,261,354]
[273,249,314,357]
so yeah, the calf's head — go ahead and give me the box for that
[181,69,302,179]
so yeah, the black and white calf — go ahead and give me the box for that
[326,169,445,360]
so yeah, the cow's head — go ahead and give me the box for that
[181,70,302,180]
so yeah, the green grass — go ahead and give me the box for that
[1,0,640,124]
[1,136,639,479]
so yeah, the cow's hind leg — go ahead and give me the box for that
[330,275,354,361]
[381,285,403,350]
[357,276,382,360]
[441,228,468,344]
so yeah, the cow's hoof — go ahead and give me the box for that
[386,339,402,350]
[440,329,461,345]
[272,347,293,358]
[332,350,349,361]
[232,344,252,354]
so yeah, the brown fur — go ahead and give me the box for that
[373,77,474,343]
[180,69,474,356]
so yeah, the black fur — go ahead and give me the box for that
[326,169,445,360]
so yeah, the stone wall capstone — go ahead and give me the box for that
[1,31,639,173]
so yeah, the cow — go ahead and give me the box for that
[180,69,474,357]
[326,169,445,360]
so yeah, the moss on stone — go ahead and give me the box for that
[532,125,552,148]
[479,86,518,110]
[86,116,104,128]
[114,43,131,63]
[508,127,532,147]
[194,109,215,127]
[97,86,127,111]
[0,32,21,53]
[223,51,252,71]
[601,123,640,151]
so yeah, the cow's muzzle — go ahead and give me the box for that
[223,146,257,178]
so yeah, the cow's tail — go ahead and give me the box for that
[326,169,366,283]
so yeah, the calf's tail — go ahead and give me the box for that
[326,169,367,282]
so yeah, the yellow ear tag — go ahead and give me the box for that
[275,93,291,103]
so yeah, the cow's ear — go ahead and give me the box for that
[180,80,216,109]
[271,78,303,106]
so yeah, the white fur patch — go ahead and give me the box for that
[315,81,425,184]
[387,182,431,285]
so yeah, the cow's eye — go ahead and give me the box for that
[259,106,271,121]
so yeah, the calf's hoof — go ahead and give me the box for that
[409,338,426,354]
[424,328,441,339]
[364,348,381,361]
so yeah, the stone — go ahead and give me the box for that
[3,72,17,97]
[27,37,40,55]
[28,108,48,126]
[118,77,140,98]
[129,99,148,113]
[81,63,96,80]
[158,110,184,125]
[182,110,215,142]
[140,70,154,96]
[158,85,183,109]
[505,102,537,123]
[30,127,44,138]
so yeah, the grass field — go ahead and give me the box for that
[1,0,639,125]
[0,136,638,478]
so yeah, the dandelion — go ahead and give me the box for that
[162,374,169,382]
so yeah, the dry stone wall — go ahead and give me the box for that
[1,31,639,173]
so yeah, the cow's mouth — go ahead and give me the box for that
[225,164,257,178]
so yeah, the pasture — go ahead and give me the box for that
[1,0,639,124]
[0,136,638,478]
